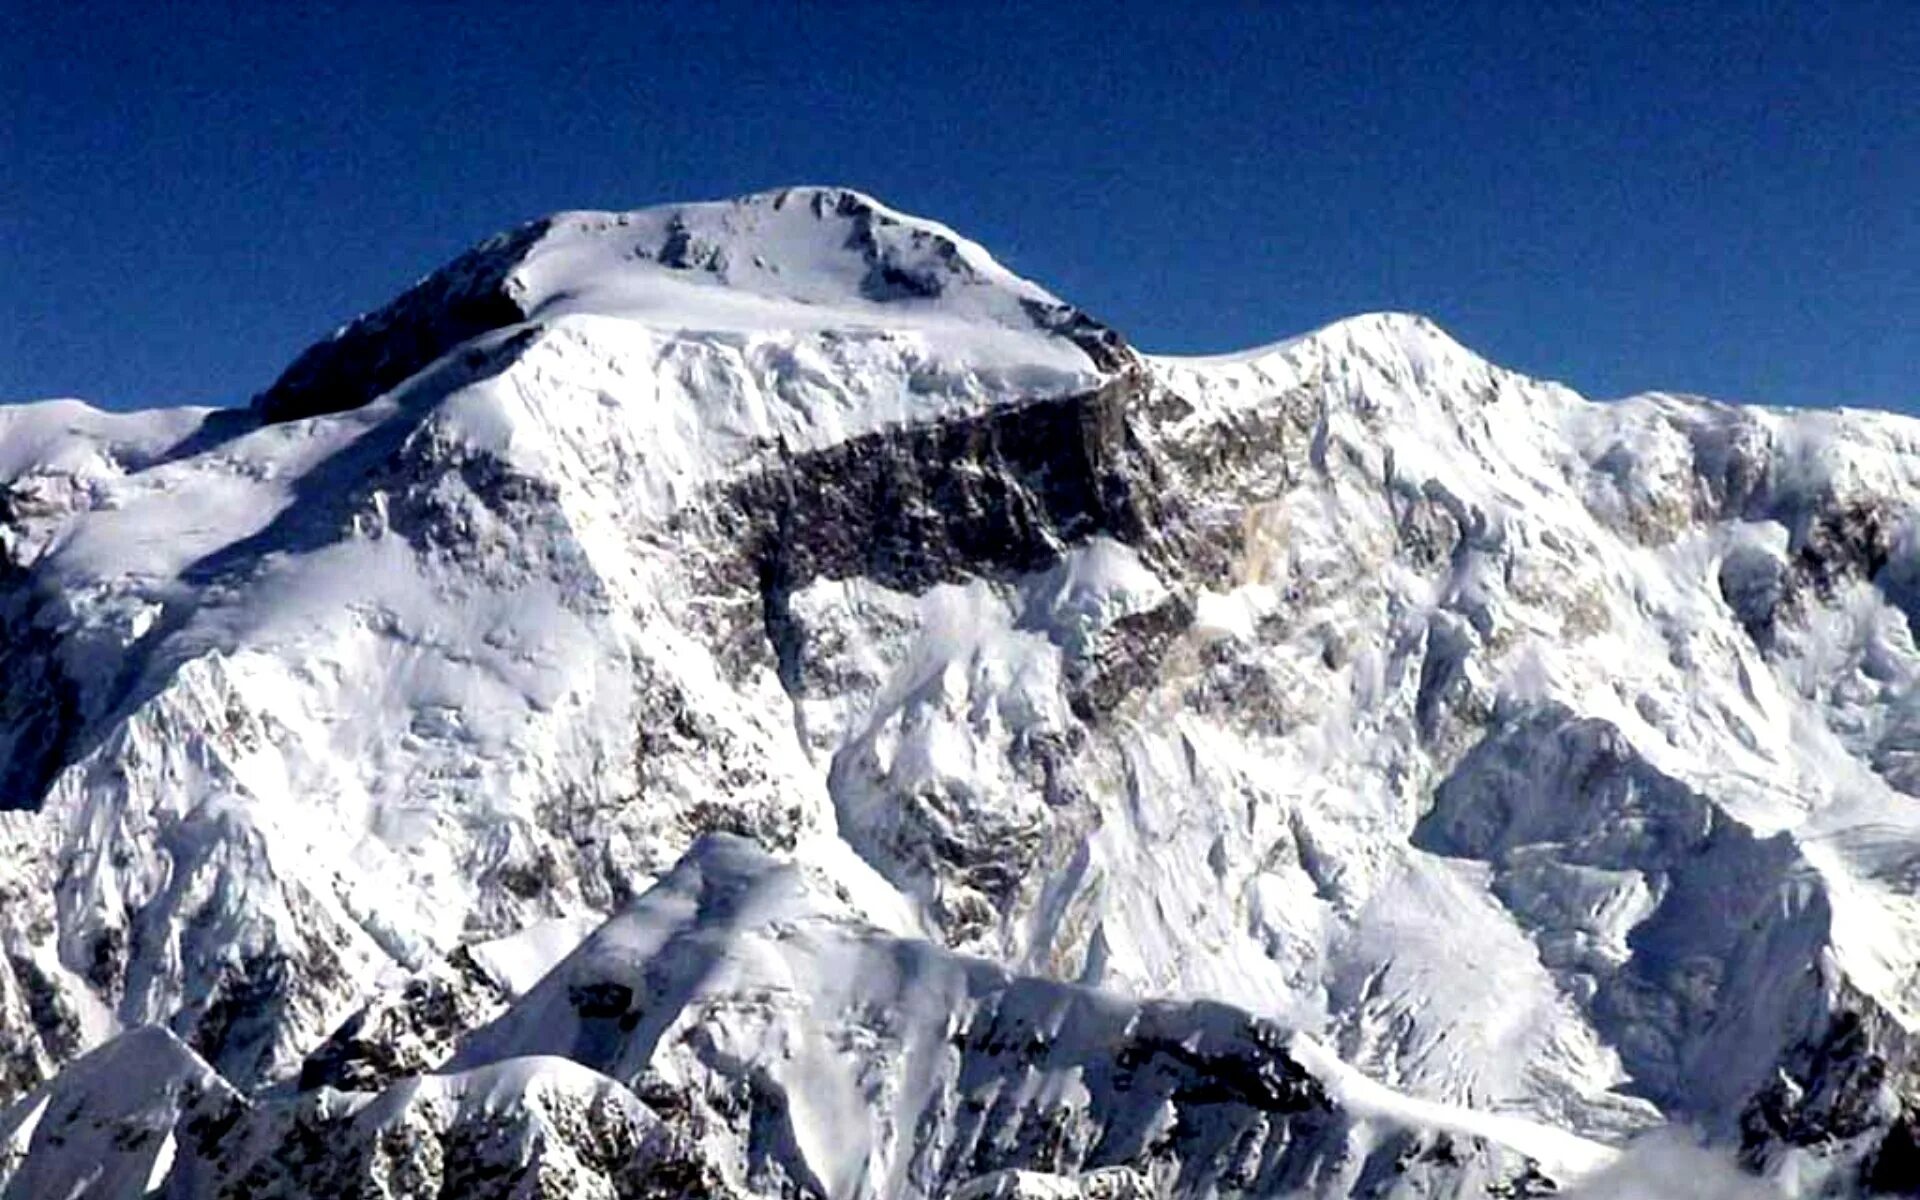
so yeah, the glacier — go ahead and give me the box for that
[1,186,1917,1197]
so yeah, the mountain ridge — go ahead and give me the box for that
[2,188,1917,1198]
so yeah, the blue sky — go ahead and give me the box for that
[4,2,1915,412]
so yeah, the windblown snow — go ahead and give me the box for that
[1,185,1917,1198]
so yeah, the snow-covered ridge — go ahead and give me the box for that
[253,185,1125,424]
[4,188,1920,1197]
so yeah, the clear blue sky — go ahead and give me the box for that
[4,2,1915,412]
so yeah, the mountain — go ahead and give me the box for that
[0,185,1915,1198]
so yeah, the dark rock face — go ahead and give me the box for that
[298,951,507,1093]
[1795,498,1896,599]
[1021,299,1136,376]
[732,374,1170,609]
[1066,595,1195,722]
[1720,543,1795,649]
[0,486,86,813]
[1741,993,1920,1194]
[1868,1113,1920,1195]
[251,220,550,423]
[1711,492,1906,652]
[733,369,1194,728]
[0,617,81,812]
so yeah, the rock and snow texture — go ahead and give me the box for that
[0,185,1918,1196]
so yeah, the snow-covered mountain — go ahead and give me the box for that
[1,185,1916,1197]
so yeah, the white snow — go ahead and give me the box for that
[463,915,603,997]
[1290,1032,1619,1181]
[2,188,1920,1197]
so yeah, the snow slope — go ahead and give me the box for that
[0,187,1916,1196]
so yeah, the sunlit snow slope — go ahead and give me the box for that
[1,186,1917,1198]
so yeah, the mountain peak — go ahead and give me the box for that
[526,184,1047,314]
[252,186,1125,424]
[1149,311,1490,377]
